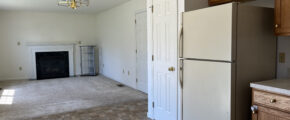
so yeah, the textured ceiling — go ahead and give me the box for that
[0,0,130,13]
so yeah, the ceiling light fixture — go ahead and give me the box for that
[58,0,89,10]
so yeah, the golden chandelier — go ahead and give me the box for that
[58,0,89,9]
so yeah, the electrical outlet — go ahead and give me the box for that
[279,52,286,63]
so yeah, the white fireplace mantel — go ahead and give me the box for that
[29,44,75,79]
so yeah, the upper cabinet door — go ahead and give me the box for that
[275,0,290,36]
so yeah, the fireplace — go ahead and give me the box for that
[36,51,69,80]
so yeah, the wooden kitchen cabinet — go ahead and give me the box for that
[208,0,254,6]
[208,0,233,6]
[275,0,290,36]
[252,105,290,120]
[251,89,290,120]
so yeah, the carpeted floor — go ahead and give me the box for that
[0,76,148,120]
[26,100,149,120]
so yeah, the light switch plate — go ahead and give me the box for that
[279,52,286,63]
[19,67,22,71]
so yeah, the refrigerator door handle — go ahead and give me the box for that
[179,60,184,89]
[180,74,183,89]
[178,26,184,58]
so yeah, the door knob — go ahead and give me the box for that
[168,67,175,72]
[275,24,279,28]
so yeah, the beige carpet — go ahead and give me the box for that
[26,100,149,120]
[0,76,147,120]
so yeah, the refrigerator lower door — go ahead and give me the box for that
[183,60,232,120]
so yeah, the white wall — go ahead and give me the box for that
[0,11,97,80]
[95,0,146,88]
[277,37,290,79]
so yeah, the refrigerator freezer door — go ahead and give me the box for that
[183,60,232,120]
[183,3,235,61]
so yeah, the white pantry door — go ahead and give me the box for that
[152,0,178,119]
[136,11,148,93]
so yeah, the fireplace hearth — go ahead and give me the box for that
[36,51,69,80]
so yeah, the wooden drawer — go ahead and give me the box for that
[253,89,290,113]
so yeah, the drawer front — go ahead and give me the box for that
[253,90,290,112]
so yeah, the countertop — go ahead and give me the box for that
[250,79,290,96]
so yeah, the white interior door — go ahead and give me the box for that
[152,0,178,119]
[136,11,148,93]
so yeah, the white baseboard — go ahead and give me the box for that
[0,74,82,81]
[0,77,30,81]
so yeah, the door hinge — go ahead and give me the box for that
[151,5,154,13]
[136,78,138,83]
[136,49,137,54]
[135,19,137,24]
[152,102,155,108]
[152,55,154,61]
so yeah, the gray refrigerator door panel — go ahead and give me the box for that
[183,60,232,120]
[182,3,235,61]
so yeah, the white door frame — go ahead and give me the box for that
[147,0,185,119]
[147,0,154,118]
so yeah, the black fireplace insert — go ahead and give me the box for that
[36,51,69,80]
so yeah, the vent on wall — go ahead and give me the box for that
[117,84,125,87]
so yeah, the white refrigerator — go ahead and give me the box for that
[180,3,277,120]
